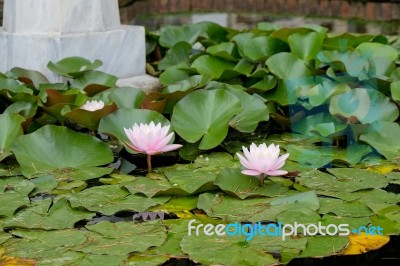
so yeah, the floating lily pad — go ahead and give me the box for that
[1,198,95,229]
[68,185,170,215]
[180,229,277,266]
[172,89,242,149]
[298,236,348,258]
[11,125,113,178]
[197,192,272,221]
[214,168,289,199]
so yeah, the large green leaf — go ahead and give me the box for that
[181,231,277,266]
[11,125,113,177]
[47,57,103,78]
[329,88,399,124]
[191,55,236,79]
[108,87,146,109]
[159,25,201,48]
[0,113,25,161]
[172,89,242,149]
[214,168,289,199]
[360,121,400,159]
[10,67,49,89]
[233,33,289,62]
[356,42,398,77]
[288,31,325,60]
[291,113,347,138]
[266,52,311,79]
[158,42,192,70]
[71,70,117,96]
[1,198,95,229]
[227,89,270,133]
[68,185,170,215]
[98,108,171,144]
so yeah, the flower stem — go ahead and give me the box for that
[259,173,266,186]
[147,154,152,173]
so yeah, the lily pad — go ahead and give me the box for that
[99,108,171,144]
[47,57,102,78]
[68,185,170,215]
[0,113,25,161]
[214,168,289,199]
[1,198,95,229]
[172,89,242,149]
[11,125,113,178]
[181,229,277,266]
[197,192,273,221]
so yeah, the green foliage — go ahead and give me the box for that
[0,24,400,266]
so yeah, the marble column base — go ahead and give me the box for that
[0,25,146,82]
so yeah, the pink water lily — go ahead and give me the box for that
[124,122,182,172]
[236,143,289,185]
[80,100,105,111]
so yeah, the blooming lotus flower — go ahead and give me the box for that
[236,143,289,185]
[124,122,182,172]
[80,100,105,111]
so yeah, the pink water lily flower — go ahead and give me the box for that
[236,143,289,185]
[80,100,105,111]
[124,122,182,172]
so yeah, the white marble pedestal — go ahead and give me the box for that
[0,0,158,91]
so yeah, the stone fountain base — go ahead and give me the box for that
[0,0,157,92]
[0,25,146,81]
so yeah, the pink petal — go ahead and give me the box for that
[267,169,288,176]
[236,153,253,170]
[241,169,262,176]
[152,132,174,151]
[146,144,182,155]
[272,153,289,169]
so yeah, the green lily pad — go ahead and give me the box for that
[11,125,113,178]
[227,89,270,133]
[83,221,167,255]
[298,168,388,193]
[266,52,311,79]
[360,121,400,160]
[206,42,240,61]
[63,103,117,130]
[214,168,289,199]
[180,229,277,266]
[158,42,192,70]
[68,185,170,215]
[329,88,399,124]
[318,198,372,217]
[71,71,118,96]
[0,113,25,161]
[197,192,272,221]
[233,33,288,62]
[10,67,49,88]
[1,198,95,229]
[47,57,102,78]
[298,236,348,258]
[172,89,242,149]
[99,108,171,144]
[108,87,146,109]
[288,31,325,60]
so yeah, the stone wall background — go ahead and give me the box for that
[120,0,400,23]
[0,0,399,33]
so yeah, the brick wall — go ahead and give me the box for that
[121,0,400,23]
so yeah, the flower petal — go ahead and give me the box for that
[241,169,262,176]
[267,169,288,176]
